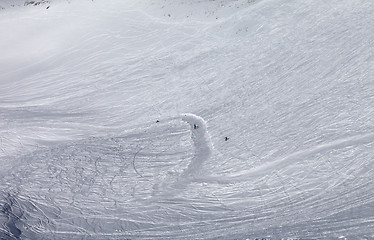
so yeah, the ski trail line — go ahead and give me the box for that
[231,132,374,180]
[181,113,213,179]
[151,113,213,197]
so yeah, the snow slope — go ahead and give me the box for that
[1,0,374,239]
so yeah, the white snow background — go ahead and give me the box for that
[0,0,374,239]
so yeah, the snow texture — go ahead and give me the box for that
[1,0,374,239]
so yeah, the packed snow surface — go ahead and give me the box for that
[1,0,374,239]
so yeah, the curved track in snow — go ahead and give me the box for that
[180,113,212,179]
[152,113,213,197]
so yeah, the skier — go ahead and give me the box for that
[225,137,229,141]
[194,124,199,129]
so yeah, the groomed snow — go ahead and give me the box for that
[1,0,374,239]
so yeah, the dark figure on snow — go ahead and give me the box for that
[225,137,229,141]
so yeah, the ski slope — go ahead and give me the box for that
[1,0,374,239]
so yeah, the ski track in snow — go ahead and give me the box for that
[151,113,213,197]
[180,113,212,179]
[1,0,374,239]
[0,114,217,240]
[229,132,374,181]
[1,114,373,239]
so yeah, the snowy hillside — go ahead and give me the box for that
[0,0,49,10]
[1,0,374,239]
